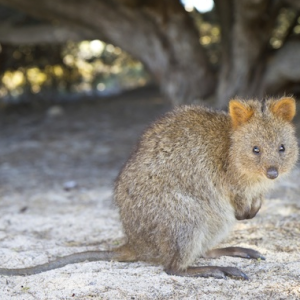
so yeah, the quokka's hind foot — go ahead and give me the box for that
[206,247,265,260]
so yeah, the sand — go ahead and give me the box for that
[0,89,299,299]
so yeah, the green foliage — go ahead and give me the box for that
[0,40,150,103]
[270,7,298,49]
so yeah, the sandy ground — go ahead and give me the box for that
[0,88,300,300]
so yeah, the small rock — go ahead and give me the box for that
[47,105,64,118]
[63,181,78,191]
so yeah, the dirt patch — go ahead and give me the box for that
[0,89,300,299]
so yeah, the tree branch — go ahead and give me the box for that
[0,0,215,104]
[0,22,97,44]
[284,0,300,10]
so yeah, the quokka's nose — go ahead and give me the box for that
[266,167,278,179]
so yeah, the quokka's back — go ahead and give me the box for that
[114,97,298,277]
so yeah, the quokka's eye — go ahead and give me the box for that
[253,146,260,154]
[279,144,285,152]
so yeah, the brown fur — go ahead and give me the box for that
[115,97,298,273]
[0,97,298,278]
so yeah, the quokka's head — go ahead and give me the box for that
[229,97,299,180]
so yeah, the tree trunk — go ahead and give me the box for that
[214,0,283,107]
[263,37,300,94]
[0,0,215,105]
[0,0,300,107]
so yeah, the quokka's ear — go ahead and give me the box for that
[270,97,296,122]
[229,100,254,128]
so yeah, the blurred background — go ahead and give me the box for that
[1,0,300,194]
[0,0,299,107]
[1,3,300,299]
